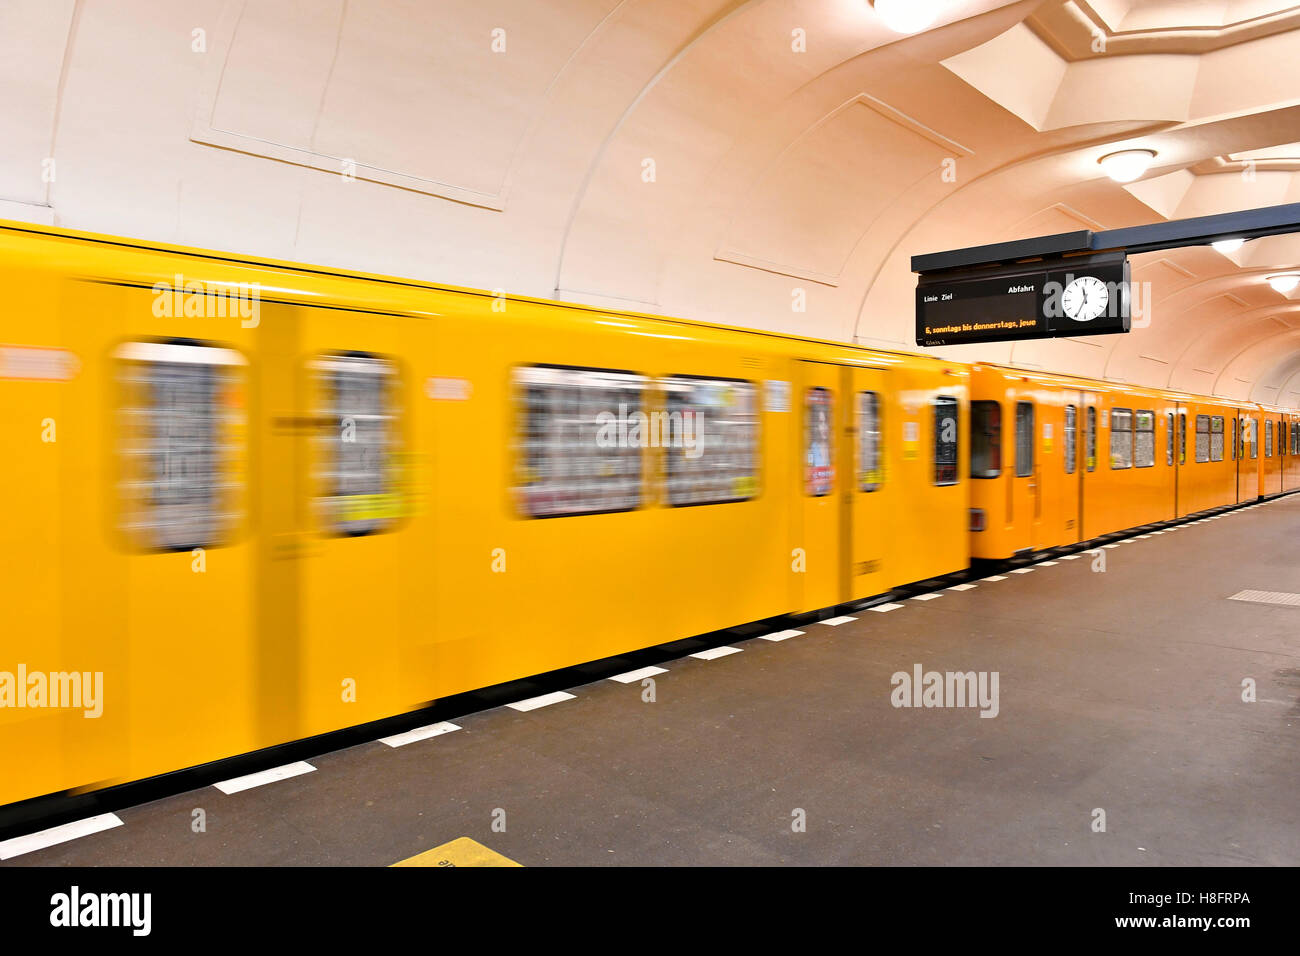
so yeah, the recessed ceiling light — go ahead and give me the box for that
[1211,238,1245,254]
[1267,273,1300,294]
[1098,149,1157,183]
[872,0,941,34]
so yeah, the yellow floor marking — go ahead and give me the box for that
[392,837,522,867]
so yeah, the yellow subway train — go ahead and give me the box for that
[1,221,1294,817]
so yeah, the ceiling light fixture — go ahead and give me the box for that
[1211,238,1245,254]
[872,0,941,35]
[1098,149,1157,183]
[1267,273,1300,294]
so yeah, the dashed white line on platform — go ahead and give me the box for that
[869,603,905,612]
[911,593,942,601]
[820,616,858,626]
[608,666,667,684]
[983,575,1007,582]
[759,629,805,642]
[1011,568,1035,574]
[0,813,123,861]
[1059,554,1083,560]
[507,691,576,712]
[379,721,461,748]
[690,646,743,660]
[948,583,977,591]
[1036,560,1059,567]
[214,761,316,795]
[1103,544,1120,549]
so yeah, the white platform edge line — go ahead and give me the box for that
[379,721,462,748]
[214,761,317,795]
[608,666,668,683]
[506,691,577,712]
[0,813,124,861]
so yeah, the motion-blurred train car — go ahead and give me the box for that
[0,221,971,812]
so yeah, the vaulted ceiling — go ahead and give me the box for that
[3,0,1300,401]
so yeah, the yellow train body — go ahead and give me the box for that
[0,221,1293,813]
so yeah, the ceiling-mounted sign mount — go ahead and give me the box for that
[911,202,1300,348]
[916,253,1130,347]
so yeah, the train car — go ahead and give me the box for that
[967,365,1277,559]
[0,220,971,812]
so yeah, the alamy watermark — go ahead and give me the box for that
[0,665,103,718]
[151,273,260,328]
[595,404,705,458]
[891,663,999,718]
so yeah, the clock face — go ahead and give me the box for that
[1061,276,1110,322]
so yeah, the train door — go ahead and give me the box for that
[849,367,889,600]
[1060,393,1083,543]
[799,361,846,611]
[1080,391,1101,535]
[268,303,427,740]
[1008,398,1038,553]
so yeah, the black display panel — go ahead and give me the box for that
[916,258,1130,347]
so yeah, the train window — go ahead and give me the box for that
[1195,415,1210,462]
[115,340,247,551]
[1110,408,1133,469]
[934,396,959,486]
[1086,406,1097,471]
[1249,417,1257,459]
[1211,416,1225,462]
[1015,402,1034,478]
[1135,410,1155,468]
[805,387,834,496]
[1179,413,1186,465]
[662,376,759,506]
[1231,417,1237,460]
[1065,404,1077,475]
[313,353,401,535]
[1293,422,1299,455]
[857,391,882,492]
[513,366,646,517]
[1279,421,1286,456]
[1166,412,1174,466]
[970,401,1001,478]
[1266,420,1274,457]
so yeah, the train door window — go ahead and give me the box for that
[1135,410,1155,467]
[934,397,959,486]
[1195,415,1210,462]
[513,366,646,517]
[805,387,834,496]
[1166,412,1174,466]
[1250,418,1257,459]
[857,391,882,492]
[1015,402,1034,477]
[970,401,1001,478]
[115,340,247,551]
[1179,413,1186,465]
[662,376,759,506]
[1266,420,1274,457]
[1210,416,1225,462]
[1110,408,1133,469]
[1064,404,1077,474]
[1232,418,1237,460]
[313,353,402,535]
[1278,421,1286,456]
[1293,423,1299,455]
[1086,406,1097,471]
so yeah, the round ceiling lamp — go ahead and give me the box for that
[872,0,942,35]
[1098,149,1157,183]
